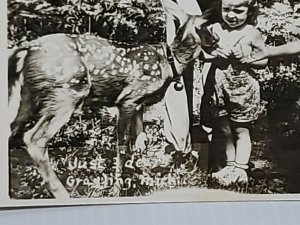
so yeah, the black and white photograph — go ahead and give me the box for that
[2,0,300,207]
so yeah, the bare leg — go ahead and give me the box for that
[234,126,251,166]
[218,117,235,164]
[211,117,236,184]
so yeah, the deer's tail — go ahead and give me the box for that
[8,47,28,126]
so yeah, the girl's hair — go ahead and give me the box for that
[213,0,259,25]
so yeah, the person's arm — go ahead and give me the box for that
[266,41,300,57]
[241,40,300,63]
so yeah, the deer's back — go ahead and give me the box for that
[21,33,171,109]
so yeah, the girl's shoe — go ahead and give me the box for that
[211,165,235,185]
[212,166,248,186]
[233,167,248,183]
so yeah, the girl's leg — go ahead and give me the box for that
[234,126,251,167]
[219,116,235,164]
[211,116,236,183]
[229,125,251,183]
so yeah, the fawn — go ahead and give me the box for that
[8,0,212,198]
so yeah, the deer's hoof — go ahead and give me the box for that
[135,132,148,152]
[110,180,123,197]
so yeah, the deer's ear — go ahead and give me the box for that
[194,8,214,30]
[161,0,188,26]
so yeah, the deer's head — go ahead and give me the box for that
[162,0,214,64]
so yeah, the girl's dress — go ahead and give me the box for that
[214,63,267,122]
[209,23,267,123]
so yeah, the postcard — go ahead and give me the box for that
[1,0,300,208]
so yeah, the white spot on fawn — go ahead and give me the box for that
[127,64,133,70]
[120,51,126,57]
[141,75,151,81]
[143,64,150,70]
[152,64,158,70]
[116,56,122,63]
[70,78,80,84]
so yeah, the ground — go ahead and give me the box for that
[9,97,300,199]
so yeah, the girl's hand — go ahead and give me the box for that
[232,43,244,59]
[211,46,232,59]
[240,43,269,63]
[241,47,268,63]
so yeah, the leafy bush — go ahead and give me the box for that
[256,1,300,102]
[8,0,166,47]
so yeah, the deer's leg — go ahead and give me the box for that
[111,101,137,195]
[23,106,75,199]
[132,107,148,152]
[131,107,143,139]
[10,85,31,137]
[116,101,137,168]
[117,101,140,152]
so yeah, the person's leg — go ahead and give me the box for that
[231,124,251,183]
[211,116,236,182]
[220,117,236,164]
[234,126,251,167]
[164,79,191,153]
[163,0,202,154]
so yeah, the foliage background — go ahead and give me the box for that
[8,0,300,198]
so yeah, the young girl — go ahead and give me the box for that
[204,0,268,185]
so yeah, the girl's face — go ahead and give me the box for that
[221,0,250,28]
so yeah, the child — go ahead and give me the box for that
[204,0,268,185]
[241,40,300,63]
